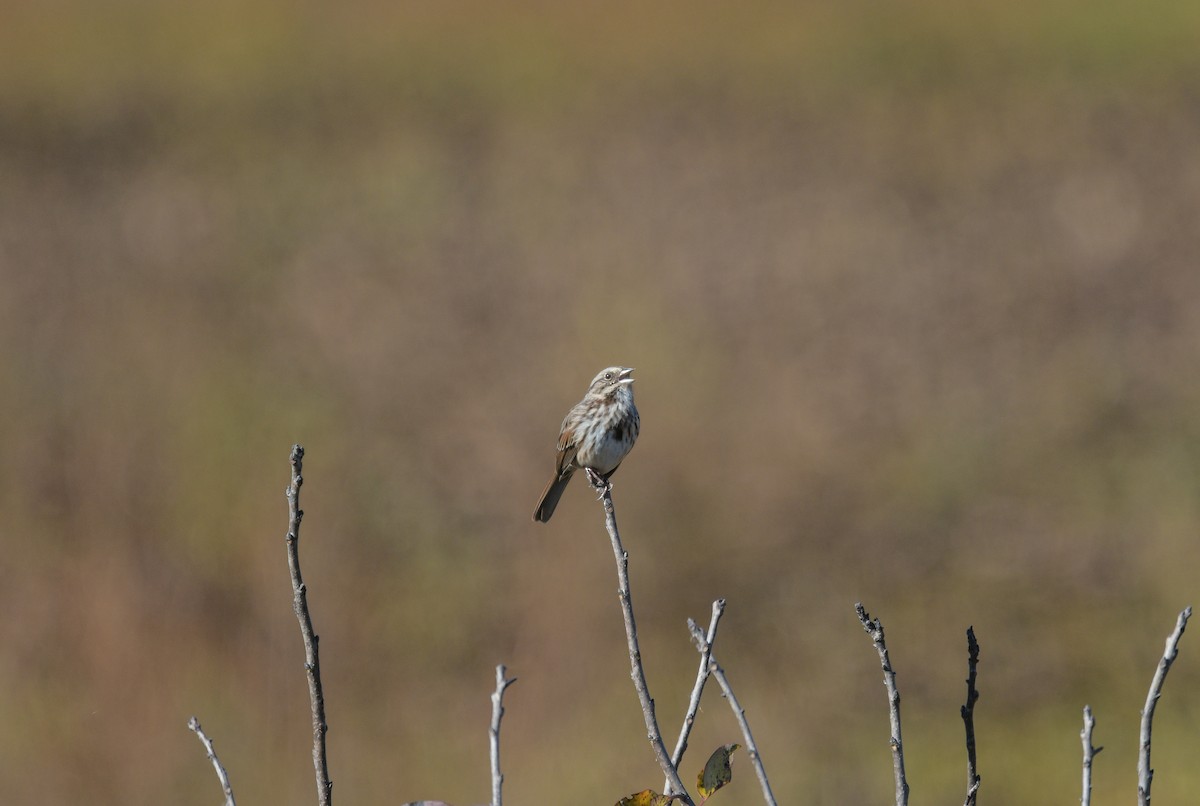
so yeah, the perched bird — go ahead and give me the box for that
[533,366,640,522]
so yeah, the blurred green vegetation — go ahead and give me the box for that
[2,1,1200,803]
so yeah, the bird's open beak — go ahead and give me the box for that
[618,368,635,384]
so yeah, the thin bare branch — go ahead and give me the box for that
[666,598,726,794]
[1137,606,1191,806]
[960,627,981,806]
[285,444,333,806]
[490,664,517,806]
[1080,705,1102,806]
[686,621,778,806]
[187,716,237,806]
[591,473,694,806]
[855,602,910,806]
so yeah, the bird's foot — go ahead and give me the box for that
[585,467,612,497]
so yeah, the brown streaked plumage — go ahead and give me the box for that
[533,366,640,523]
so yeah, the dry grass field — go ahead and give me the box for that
[2,1,1199,803]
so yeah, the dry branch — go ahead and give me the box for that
[1080,705,1101,806]
[490,664,517,806]
[686,620,778,806]
[187,716,237,806]
[666,598,726,793]
[591,473,693,805]
[1137,606,1191,806]
[960,627,980,806]
[855,602,909,806]
[285,444,333,806]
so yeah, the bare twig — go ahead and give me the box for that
[591,475,694,806]
[187,716,237,806]
[1080,705,1102,806]
[686,621,778,806]
[285,444,333,806]
[490,664,517,806]
[666,598,726,794]
[855,602,910,806]
[1137,606,1191,806]
[960,627,981,806]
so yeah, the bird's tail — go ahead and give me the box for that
[532,471,574,522]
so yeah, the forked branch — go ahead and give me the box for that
[666,598,726,792]
[592,475,693,805]
[686,619,778,806]
[490,664,517,806]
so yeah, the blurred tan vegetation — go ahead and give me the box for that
[3,1,1200,803]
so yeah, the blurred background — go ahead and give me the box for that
[2,1,1199,803]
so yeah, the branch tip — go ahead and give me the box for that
[188,716,237,806]
[284,446,333,806]
[1137,607,1191,806]
[856,602,908,806]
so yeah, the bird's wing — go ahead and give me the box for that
[555,437,580,477]
[555,407,582,476]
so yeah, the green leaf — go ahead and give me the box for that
[696,743,741,799]
[615,789,680,806]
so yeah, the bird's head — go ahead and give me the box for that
[586,366,635,399]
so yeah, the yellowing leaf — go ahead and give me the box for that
[615,788,680,806]
[696,743,741,799]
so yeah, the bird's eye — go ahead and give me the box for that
[604,372,612,380]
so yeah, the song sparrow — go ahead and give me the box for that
[532,366,640,522]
